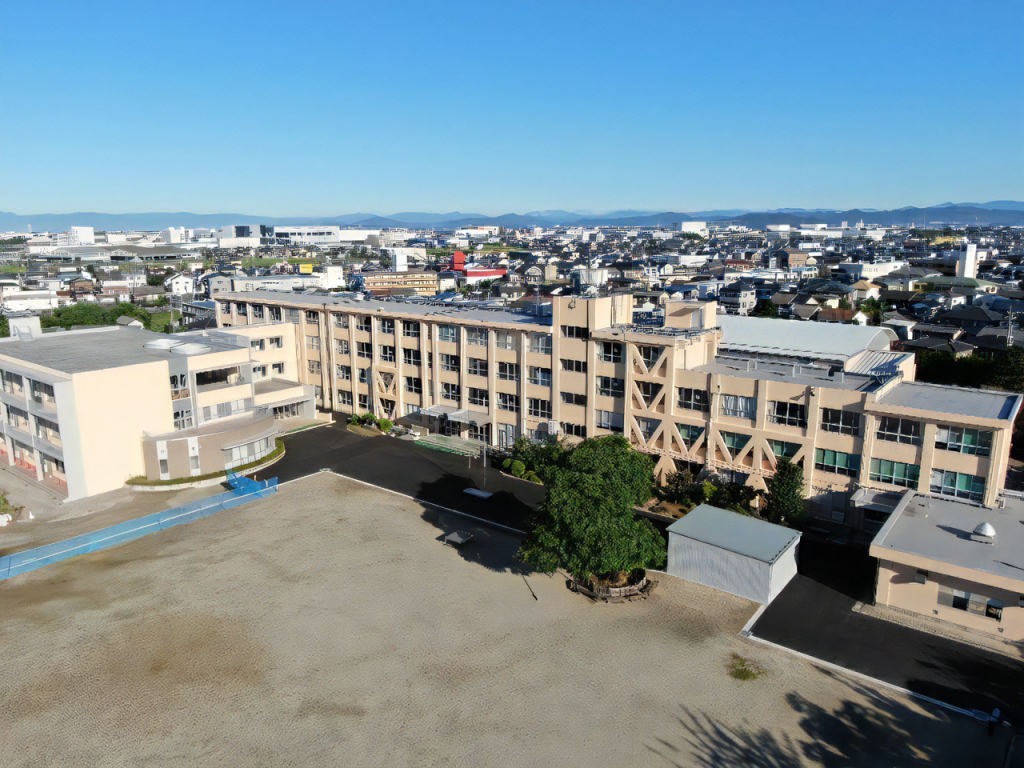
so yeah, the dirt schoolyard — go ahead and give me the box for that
[0,473,1009,766]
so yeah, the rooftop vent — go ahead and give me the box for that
[971,522,997,544]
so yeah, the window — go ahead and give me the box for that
[314,385,324,401]
[869,458,920,488]
[769,401,807,428]
[358,394,369,410]
[498,393,520,412]
[821,408,860,436]
[252,365,267,380]
[721,431,750,451]
[305,311,319,324]
[357,342,372,359]
[269,307,281,322]
[250,339,265,351]
[379,345,395,363]
[190,455,201,473]
[404,403,418,416]
[815,449,860,477]
[404,377,422,394]
[307,360,321,375]
[441,382,460,402]
[935,426,992,457]
[596,410,624,433]
[915,569,928,584]
[876,417,921,445]
[637,381,662,401]
[561,358,586,373]
[562,392,587,406]
[336,339,350,355]
[597,342,624,363]
[336,365,351,380]
[338,391,353,407]
[159,459,169,476]
[678,388,708,411]
[269,336,283,349]
[403,348,421,366]
[307,335,320,350]
[938,585,1003,621]
[721,395,756,420]
[224,435,275,469]
[528,398,552,418]
[468,387,489,407]
[440,354,460,372]
[637,417,660,440]
[495,331,515,350]
[637,345,662,367]
[334,314,349,329]
[498,362,519,381]
[561,422,586,438]
[930,469,985,502]
[561,325,588,340]
[236,303,248,315]
[287,309,301,324]
[677,423,703,444]
[528,366,552,387]
[467,358,488,377]
[403,321,420,338]
[530,334,552,355]
[356,317,372,332]
[769,440,800,459]
[380,319,394,335]
[438,325,458,343]
[466,327,487,346]
[598,376,625,398]
[272,363,284,375]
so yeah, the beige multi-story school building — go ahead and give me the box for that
[216,292,1022,526]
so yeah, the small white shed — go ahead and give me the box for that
[666,504,800,604]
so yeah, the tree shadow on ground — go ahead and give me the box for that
[646,669,1007,768]
[414,476,532,575]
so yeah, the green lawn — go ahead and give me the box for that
[149,309,182,331]
[0,265,25,273]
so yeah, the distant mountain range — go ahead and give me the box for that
[1,203,1021,233]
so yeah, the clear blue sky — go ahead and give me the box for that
[2,0,1022,216]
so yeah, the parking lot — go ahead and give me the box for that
[0,472,1011,767]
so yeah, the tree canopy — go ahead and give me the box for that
[763,459,805,526]
[518,435,665,580]
[40,301,152,331]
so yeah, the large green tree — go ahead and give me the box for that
[41,301,152,331]
[763,459,805,526]
[518,435,665,580]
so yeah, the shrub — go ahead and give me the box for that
[509,460,526,478]
[377,418,393,433]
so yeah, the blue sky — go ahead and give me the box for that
[2,0,1022,216]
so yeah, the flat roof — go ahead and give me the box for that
[878,381,1021,422]
[0,327,240,375]
[217,290,552,328]
[666,504,800,564]
[695,358,877,392]
[716,314,897,361]
[871,493,1024,584]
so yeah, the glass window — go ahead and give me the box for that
[596,410,624,433]
[440,354,460,372]
[379,345,395,363]
[562,392,587,406]
[497,362,519,381]
[637,345,662,367]
[403,348,421,366]
[356,317,372,332]
[495,331,515,350]
[597,376,625,398]
[637,381,662,401]
[438,325,458,343]
[339,390,353,407]
[404,377,422,394]
[935,426,992,457]
[528,398,552,418]
[528,366,552,387]
[380,319,394,335]
[597,341,624,363]
[466,328,487,346]
[307,360,321,375]
[721,395,756,420]
[876,417,922,445]
[358,368,369,383]
[720,431,750,451]
[336,339,350,355]
[769,401,807,428]
[334,314,349,329]
[678,388,709,411]
[561,358,586,373]
[769,440,800,459]
[402,321,420,338]
[930,469,985,502]
[467,358,488,377]
[821,408,860,436]
[498,393,520,412]
[561,422,586,437]
[530,334,552,355]
[870,458,920,488]
[441,382,460,402]
[468,388,489,407]
[677,423,703,444]
[307,335,320,350]
[636,417,660,440]
[814,448,860,477]
[357,342,372,358]
[336,365,351,380]
[561,325,588,340]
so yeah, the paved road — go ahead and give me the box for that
[255,423,545,531]
[753,574,1024,722]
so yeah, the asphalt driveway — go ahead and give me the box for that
[255,422,545,531]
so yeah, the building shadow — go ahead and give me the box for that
[646,671,1005,768]
[905,638,1024,718]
